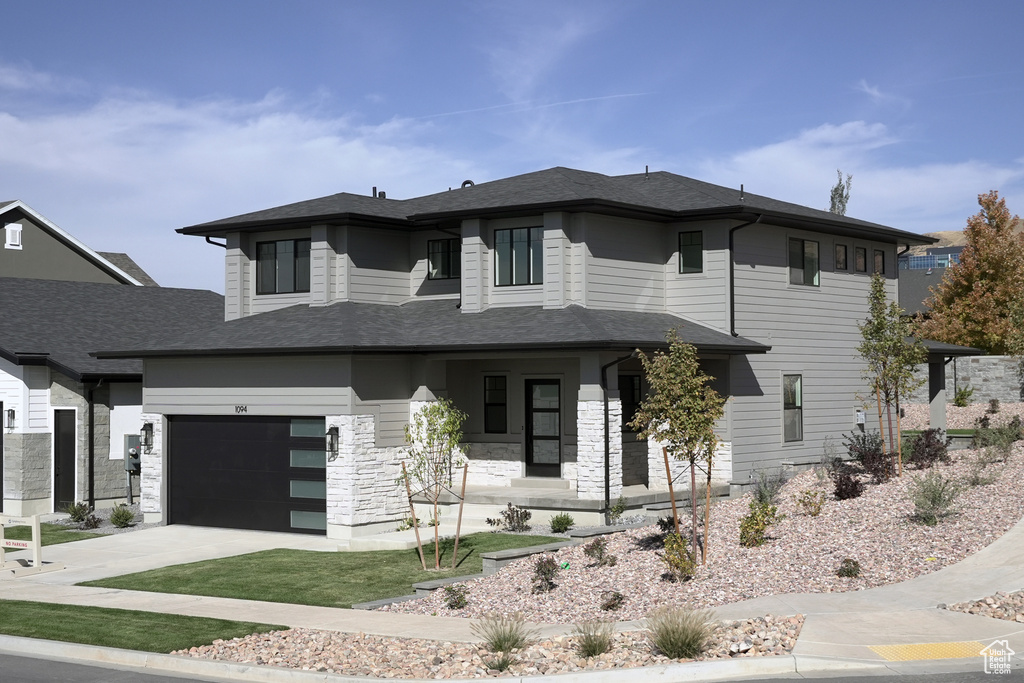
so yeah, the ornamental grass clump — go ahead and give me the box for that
[645,606,717,660]
[910,470,963,526]
[837,558,861,578]
[572,619,615,658]
[471,612,538,653]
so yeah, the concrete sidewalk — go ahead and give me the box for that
[1,521,1023,680]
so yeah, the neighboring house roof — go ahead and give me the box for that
[899,267,948,317]
[96,300,770,358]
[0,200,145,286]
[918,338,984,358]
[0,277,224,380]
[97,252,160,286]
[179,167,936,246]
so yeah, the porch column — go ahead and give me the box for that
[139,413,165,524]
[576,354,622,501]
[929,359,947,431]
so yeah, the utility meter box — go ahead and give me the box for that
[123,435,141,473]
[855,409,866,426]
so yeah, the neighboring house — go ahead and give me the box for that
[99,167,936,539]
[0,201,223,515]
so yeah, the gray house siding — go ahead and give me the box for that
[665,221,732,331]
[410,229,461,300]
[347,227,409,304]
[0,210,124,284]
[582,214,665,313]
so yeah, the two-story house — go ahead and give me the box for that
[0,200,223,515]
[100,167,935,539]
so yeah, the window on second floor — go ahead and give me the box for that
[854,246,868,273]
[835,244,848,271]
[428,238,461,279]
[873,249,885,275]
[495,227,543,286]
[257,238,310,295]
[678,231,703,273]
[788,238,819,286]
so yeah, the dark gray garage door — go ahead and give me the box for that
[168,416,327,534]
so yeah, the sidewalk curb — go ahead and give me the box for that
[0,634,891,682]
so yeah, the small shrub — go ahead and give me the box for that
[600,590,625,611]
[607,495,627,524]
[910,470,963,526]
[78,514,101,530]
[109,504,135,529]
[739,500,781,547]
[793,489,825,517]
[532,554,560,593]
[656,516,676,534]
[549,512,575,534]
[752,469,786,505]
[908,428,952,469]
[953,385,973,407]
[660,532,695,581]
[844,430,884,466]
[583,537,616,567]
[572,619,614,658]
[395,515,418,531]
[988,398,1001,414]
[646,606,717,660]
[443,584,469,610]
[815,436,843,485]
[64,501,91,523]
[486,503,532,532]
[837,558,861,578]
[1008,415,1024,441]
[861,449,897,483]
[471,612,537,653]
[975,414,992,430]
[832,471,865,500]
[484,653,515,672]
[974,424,1018,460]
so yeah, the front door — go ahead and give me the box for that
[54,409,76,510]
[525,379,560,477]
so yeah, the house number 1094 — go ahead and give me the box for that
[235,405,248,413]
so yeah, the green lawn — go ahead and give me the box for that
[0,600,284,652]
[81,532,562,608]
[3,523,106,547]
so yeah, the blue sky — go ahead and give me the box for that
[1,1,1022,292]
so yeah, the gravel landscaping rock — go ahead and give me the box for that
[901,402,1024,431]
[944,590,1024,623]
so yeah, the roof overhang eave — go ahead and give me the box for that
[178,212,413,237]
[408,199,679,225]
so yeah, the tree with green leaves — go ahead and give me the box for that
[630,330,726,564]
[829,169,853,216]
[916,192,1024,354]
[401,398,467,570]
[858,273,926,471]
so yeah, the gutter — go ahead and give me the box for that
[729,215,764,337]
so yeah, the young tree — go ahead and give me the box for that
[630,330,726,564]
[916,192,1024,354]
[401,398,467,570]
[858,273,926,468]
[829,169,853,216]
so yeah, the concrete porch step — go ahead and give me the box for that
[509,478,571,490]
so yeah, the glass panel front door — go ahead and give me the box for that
[525,379,560,477]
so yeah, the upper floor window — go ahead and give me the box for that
[678,231,703,273]
[873,249,885,275]
[4,223,22,250]
[495,227,543,286]
[257,238,310,295]
[854,246,868,273]
[788,238,819,286]
[428,238,461,280]
[835,244,848,271]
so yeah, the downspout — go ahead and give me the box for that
[729,216,764,337]
[601,352,637,517]
[205,236,227,248]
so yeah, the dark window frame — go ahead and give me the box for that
[427,238,461,280]
[835,243,848,271]
[788,238,820,287]
[494,227,543,286]
[484,375,508,434]
[678,231,703,274]
[256,238,311,295]
[873,249,885,275]
[854,246,868,273]
[783,374,803,443]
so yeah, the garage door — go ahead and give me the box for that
[168,416,327,534]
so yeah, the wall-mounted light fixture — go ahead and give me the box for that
[326,425,339,459]
[4,407,14,430]
[140,422,154,453]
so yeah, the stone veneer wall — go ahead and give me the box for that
[577,399,622,500]
[139,413,164,522]
[647,439,733,490]
[463,442,522,486]
[908,356,1023,403]
[3,432,51,513]
[326,413,407,535]
[622,438,648,486]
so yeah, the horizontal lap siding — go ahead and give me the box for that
[666,222,731,330]
[583,215,664,312]
[348,227,410,305]
[729,225,895,483]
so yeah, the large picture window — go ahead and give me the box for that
[484,376,507,433]
[257,238,310,294]
[678,231,703,273]
[495,227,543,286]
[789,238,819,286]
[427,238,460,279]
[783,374,803,442]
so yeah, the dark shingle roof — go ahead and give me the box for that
[179,167,934,245]
[0,278,223,379]
[97,252,160,287]
[918,338,984,358]
[96,300,768,358]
